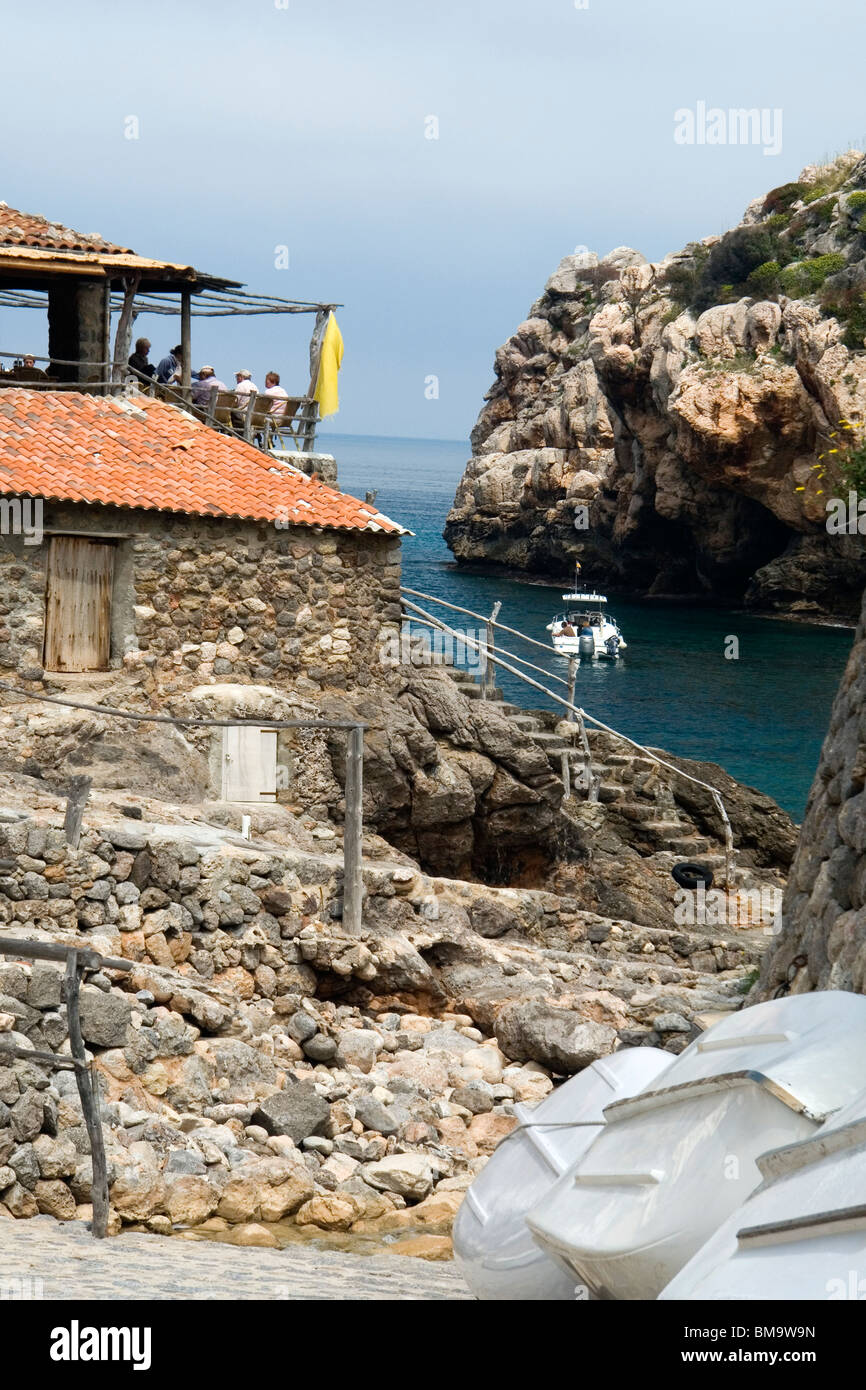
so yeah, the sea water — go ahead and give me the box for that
[322,432,853,821]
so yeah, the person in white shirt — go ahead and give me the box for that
[264,371,290,418]
[231,369,259,431]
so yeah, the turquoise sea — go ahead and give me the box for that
[321,432,854,822]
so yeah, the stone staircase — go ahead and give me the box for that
[445,667,592,788]
[443,666,780,906]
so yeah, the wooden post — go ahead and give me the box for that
[180,288,192,406]
[560,749,571,799]
[566,657,578,721]
[301,398,319,453]
[111,272,141,390]
[63,775,91,849]
[307,307,329,397]
[65,950,110,1239]
[343,724,364,933]
[482,601,502,699]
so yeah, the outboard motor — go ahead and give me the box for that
[578,627,595,659]
[605,633,620,658]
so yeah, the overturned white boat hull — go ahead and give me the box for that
[453,1048,672,1301]
[661,1078,866,1301]
[526,992,866,1300]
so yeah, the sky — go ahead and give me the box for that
[2,0,865,441]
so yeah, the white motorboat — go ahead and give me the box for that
[546,573,626,659]
[452,1048,673,1301]
[661,1076,866,1301]
[526,992,866,1301]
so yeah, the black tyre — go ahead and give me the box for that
[671,861,714,890]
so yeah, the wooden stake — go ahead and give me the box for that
[566,657,578,721]
[343,725,364,933]
[482,601,502,699]
[63,775,91,849]
[180,289,192,404]
[111,272,141,388]
[65,950,110,1239]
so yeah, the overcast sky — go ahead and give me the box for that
[2,0,865,440]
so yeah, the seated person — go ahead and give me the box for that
[559,620,576,637]
[231,368,259,429]
[264,370,289,418]
[128,337,155,385]
[190,365,227,410]
[9,353,49,382]
[156,344,183,385]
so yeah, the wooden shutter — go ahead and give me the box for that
[44,537,115,672]
[222,727,278,802]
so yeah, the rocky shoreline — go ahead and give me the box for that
[0,664,794,1255]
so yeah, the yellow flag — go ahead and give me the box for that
[313,312,344,419]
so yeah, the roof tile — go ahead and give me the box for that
[0,390,407,536]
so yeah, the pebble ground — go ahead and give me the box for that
[0,1216,473,1300]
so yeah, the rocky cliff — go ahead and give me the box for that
[758,581,866,996]
[445,152,866,621]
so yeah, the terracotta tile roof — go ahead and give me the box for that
[0,391,407,535]
[0,204,132,254]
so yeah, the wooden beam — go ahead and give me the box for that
[180,289,192,403]
[111,272,141,388]
[63,775,91,849]
[307,306,329,397]
[0,937,134,973]
[343,725,364,933]
[482,601,502,699]
[65,949,111,1239]
[566,657,578,720]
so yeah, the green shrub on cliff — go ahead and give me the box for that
[691,225,791,310]
[778,254,847,298]
[662,246,709,307]
[821,283,866,348]
[762,182,807,214]
[747,260,782,296]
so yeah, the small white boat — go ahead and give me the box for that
[526,992,866,1301]
[452,1048,673,1301]
[661,1076,866,1301]
[546,571,626,659]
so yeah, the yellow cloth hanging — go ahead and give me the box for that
[313,312,344,419]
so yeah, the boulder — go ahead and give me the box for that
[494,1001,618,1072]
[79,988,132,1048]
[362,1153,434,1203]
[251,1086,330,1144]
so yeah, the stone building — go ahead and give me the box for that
[0,388,405,702]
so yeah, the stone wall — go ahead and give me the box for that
[758,589,866,995]
[0,501,401,694]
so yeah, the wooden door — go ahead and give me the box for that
[222,727,278,802]
[44,537,115,672]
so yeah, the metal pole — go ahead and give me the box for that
[343,724,364,932]
[65,950,110,1238]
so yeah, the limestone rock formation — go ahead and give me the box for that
[445,152,866,621]
[758,584,866,995]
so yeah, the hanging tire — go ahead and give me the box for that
[672,861,714,890]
